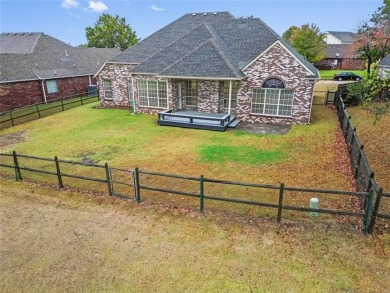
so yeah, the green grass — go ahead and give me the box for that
[0,102,351,189]
[0,95,98,129]
[199,145,285,164]
[319,70,367,79]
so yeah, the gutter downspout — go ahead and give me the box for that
[88,75,92,85]
[131,77,136,114]
[33,71,47,104]
[228,80,232,115]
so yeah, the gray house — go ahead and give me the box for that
[378,53,390,77]
[96,12,319,126]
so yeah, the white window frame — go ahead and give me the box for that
[223,81,238,111]
[102,79,112,100]
[183,80,197,107]
[137,79,168,109]
[46,80,58,94]
[251,88,294,117]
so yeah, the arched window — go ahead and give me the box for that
[262,78,284,89]
[251,78,294,117]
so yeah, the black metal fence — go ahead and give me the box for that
[334,84,389,231]
[0,93,98,129]
[1,152,386,234]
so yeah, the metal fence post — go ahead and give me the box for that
[354,145,363,179]
[105,163,113,196]
[368,187,383,234]
[12,151,22,181]
[200,175,204,213]
[363,189,374,234]
[61,99,65,111]
[54,156,64,189]
[36,104,41,118]
[277,183,285,223]
[134,167,141,203]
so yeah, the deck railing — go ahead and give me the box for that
[158,109,232,127]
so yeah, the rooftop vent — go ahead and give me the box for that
[13,33,17,36]
[5,33,9,35]
[29,33,32,35]
[192,13,196,16]
[64,50,68,57]
[203,13,207,16]
[213,12,217,15]
[20,33,24,35]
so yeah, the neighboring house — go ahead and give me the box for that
[378,53,390,77]
[96,12,319,125]
[0,32,120,112]
[315,31,365,70]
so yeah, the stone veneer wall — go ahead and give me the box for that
[98,64,136,108]
[197,80,220,113]
[238,43,315,125]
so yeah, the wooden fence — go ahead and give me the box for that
[334,84,389,232]
[0,93,98,129]
[1,152,387,234]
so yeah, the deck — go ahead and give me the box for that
[157,110,240,131]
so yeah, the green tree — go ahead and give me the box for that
[282,24,326,63]
[85,14,138,51]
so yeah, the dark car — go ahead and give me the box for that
[333,72,363,81]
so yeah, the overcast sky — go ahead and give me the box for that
[0,0,383,46]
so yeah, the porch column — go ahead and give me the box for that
[228,80,232,114]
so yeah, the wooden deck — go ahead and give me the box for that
[157,110,240,131]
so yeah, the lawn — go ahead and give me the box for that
[319,70,367,80]
[1,178,389,292]
[346,105,390,190]
[0,102,352,190]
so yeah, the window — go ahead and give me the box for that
[137,79,167,108]
[103,79,112,100]
[46,80,58,94]
[184,80,197,107]
[223,81,238,111]
[251,78,294,117]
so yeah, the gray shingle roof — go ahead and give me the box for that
[379,53,390,67]
[326,31,356,44]
[323,44,358,59]
[108,12,319,79]
[0,32,120,83]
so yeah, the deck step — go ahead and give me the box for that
[228,119,240,128]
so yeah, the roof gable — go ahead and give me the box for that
[326,31,356,44]
[379,53,390,67]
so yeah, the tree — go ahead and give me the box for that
[353,1,390,75]
[85,14,138,51]
[282,24,327,63]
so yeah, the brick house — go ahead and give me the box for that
[0,32,120,112]
[315,31,365,70]
[96,12,319,125]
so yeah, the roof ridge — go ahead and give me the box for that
[131,23,213,72]
[203,25,240,77]
[158,38,213,75]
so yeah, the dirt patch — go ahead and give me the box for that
[232,122,290,134]
[0,131,26,151]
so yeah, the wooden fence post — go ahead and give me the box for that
[277,183,285,223]
[35,104,41,118]
[12,151,22,181]
[368,187,383,234]
[105,163,113,196]
[54,156,64,189]
[61,99,65,111]
[363,189,374,234]
[134,167,141,203]
[9,111,15,126]
[354,145,364,179]
[200,175,204,213]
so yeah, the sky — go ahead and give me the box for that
[0,0,384,47]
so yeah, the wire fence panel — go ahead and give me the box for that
[57,160,108,195]
[16,155,59,187]
[138,171,200,209]
[282,188,365,229]
[203,180,280,219]
[0,154,17,178]
[110,167,135,199]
